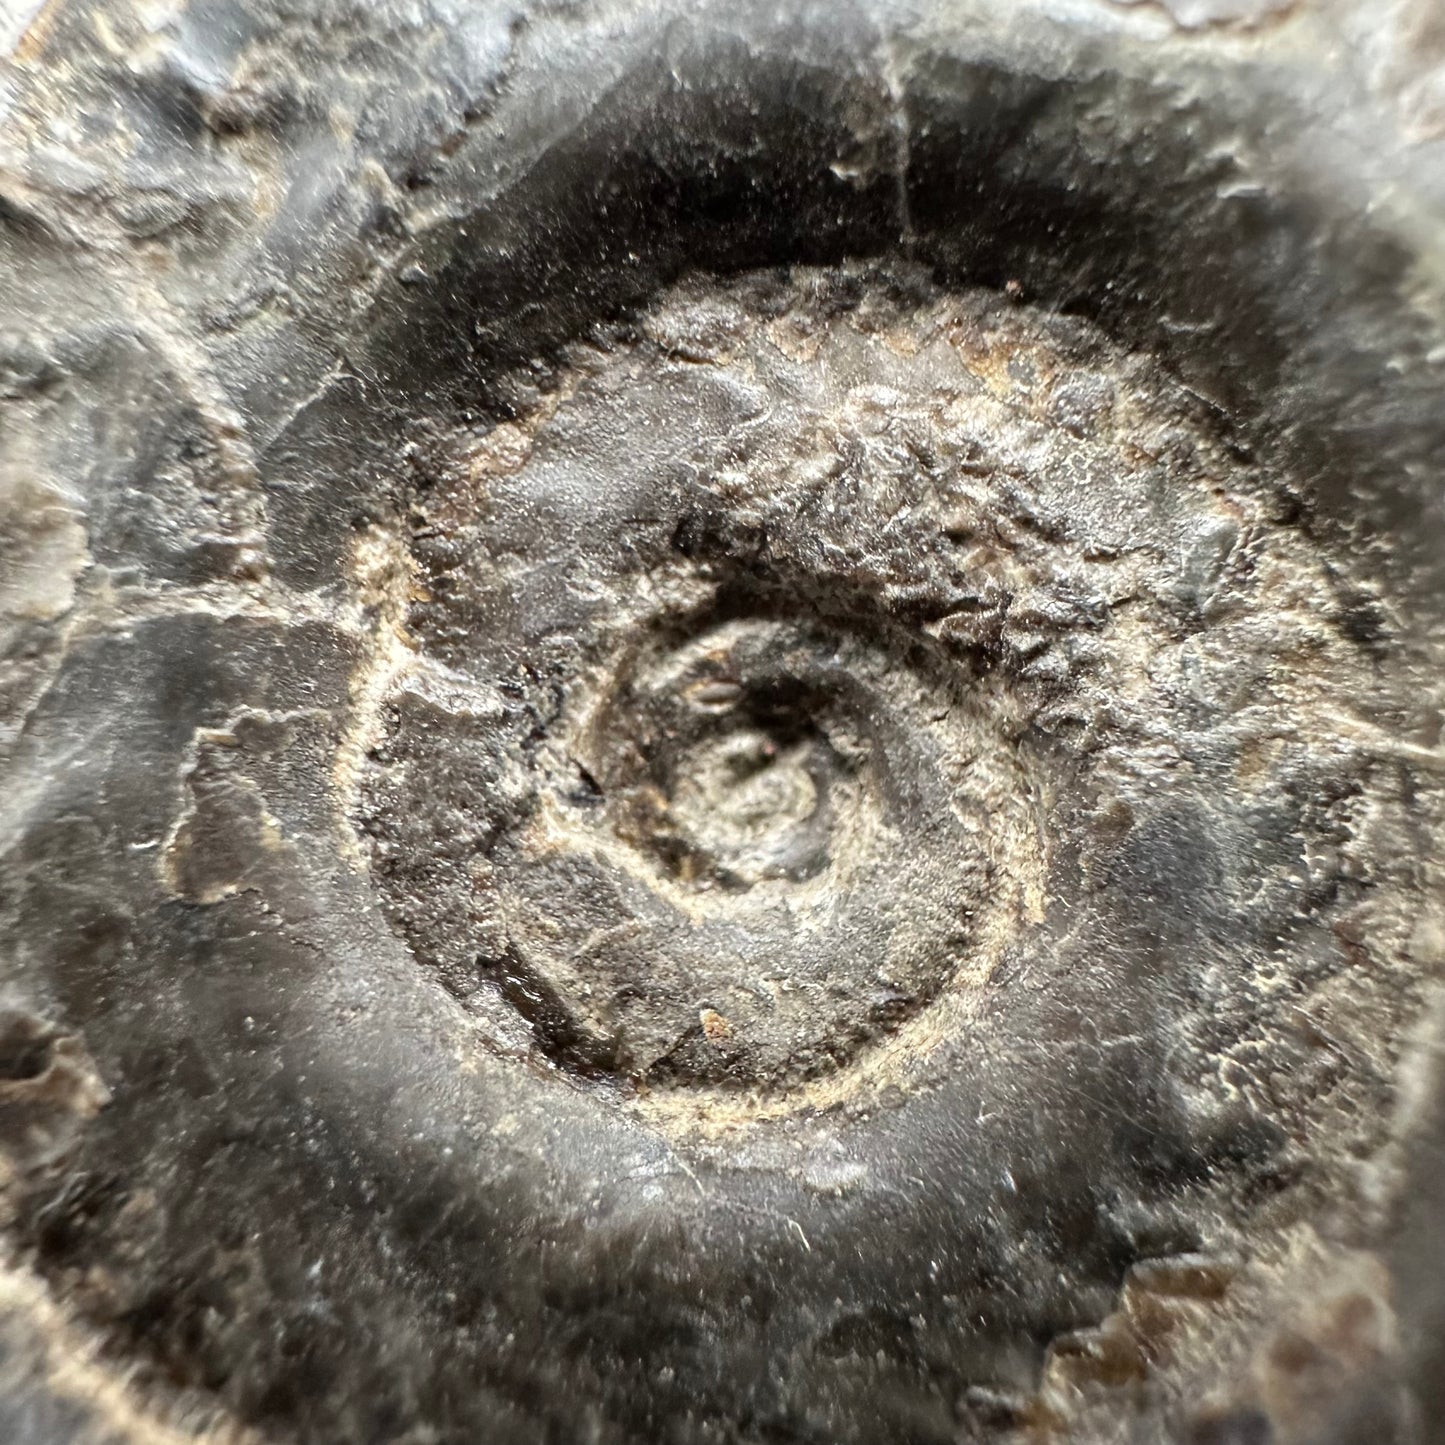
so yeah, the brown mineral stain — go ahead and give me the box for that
[699,1009,733,1042]
[9,0,61,63]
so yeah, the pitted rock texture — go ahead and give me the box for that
[357,265,1431,1166]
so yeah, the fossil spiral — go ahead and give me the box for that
[1,2,1444,1443]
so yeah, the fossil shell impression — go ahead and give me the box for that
[1,2,1444,1443]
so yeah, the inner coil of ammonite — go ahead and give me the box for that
[354,261,1427,1160]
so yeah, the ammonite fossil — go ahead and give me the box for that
[1,1,1443,1442]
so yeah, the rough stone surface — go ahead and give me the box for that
[1,2,1444,1443]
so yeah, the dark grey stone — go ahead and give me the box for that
[1,2,1443,1442]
